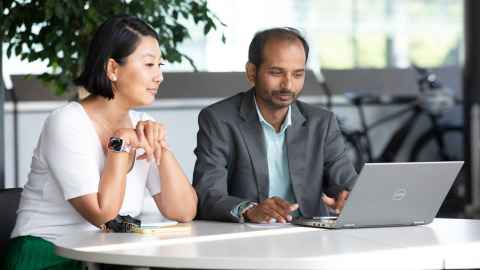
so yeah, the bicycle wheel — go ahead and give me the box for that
[409,126,465,217]
[342,132,365,173]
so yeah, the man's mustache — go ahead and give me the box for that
[272,90,295,97]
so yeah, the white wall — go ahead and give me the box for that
[4,97,463,189]
[3,100,204,188]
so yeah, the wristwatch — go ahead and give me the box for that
[107,137,131,153]
[238,202,258,223]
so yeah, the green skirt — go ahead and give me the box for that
[2,235,83,270]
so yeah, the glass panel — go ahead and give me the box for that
[2,0,464,87]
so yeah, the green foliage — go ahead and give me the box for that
[1,0,225,95]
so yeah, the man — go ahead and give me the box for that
[193,27,357,223]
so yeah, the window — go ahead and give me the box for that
[167,0,463,71]
[2,0,463,88]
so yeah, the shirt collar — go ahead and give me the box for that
[254,95,292,133]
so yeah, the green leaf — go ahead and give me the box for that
[204,22,212,35]
[2,0,226,96]
[6,45,13,58]
[14,45,21,55]
[55,5,64,19]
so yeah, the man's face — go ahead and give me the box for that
[248,38,306,110]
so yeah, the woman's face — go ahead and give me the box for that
[112,36,163,107]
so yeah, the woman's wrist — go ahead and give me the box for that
[159,139,170,152]
[108,129,135,154]
[112,128,134,145]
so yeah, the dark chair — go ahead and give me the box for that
[0,188,22,254]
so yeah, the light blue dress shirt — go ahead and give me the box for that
[254,98,296,203]
[230,97,296,219]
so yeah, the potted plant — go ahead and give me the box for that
[0,0,224,188]
[1,0,225,95]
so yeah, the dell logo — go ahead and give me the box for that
[392,188,407,200]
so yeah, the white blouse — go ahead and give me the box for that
[11,102,161,243]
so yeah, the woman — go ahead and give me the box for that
[3,15,197,269]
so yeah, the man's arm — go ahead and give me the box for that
[193,108,246,222]
[322,113,358,201]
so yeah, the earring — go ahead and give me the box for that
[111,75,117,81]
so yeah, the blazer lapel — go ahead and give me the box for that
[286,103,307,205]
[239,90,269,201]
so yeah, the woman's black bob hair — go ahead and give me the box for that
[75,15,160,99]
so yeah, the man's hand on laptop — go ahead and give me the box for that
[245,197,299,224]
[322,191,349,215]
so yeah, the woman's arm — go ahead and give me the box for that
[69,149,131,227]
[69,129,136,227]
[153,150,198,222]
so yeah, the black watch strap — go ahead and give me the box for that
[239,202,258,223]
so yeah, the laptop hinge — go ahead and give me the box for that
[413,221,425,225]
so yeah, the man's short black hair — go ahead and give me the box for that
[75,15,159,99]
[248,27,309,67]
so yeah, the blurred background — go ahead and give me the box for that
[2,0,477,218]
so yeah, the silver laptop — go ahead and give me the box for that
[292,161,464,229]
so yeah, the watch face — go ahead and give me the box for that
[108,137,124,152]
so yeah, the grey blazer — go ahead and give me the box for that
[193,89,357,222]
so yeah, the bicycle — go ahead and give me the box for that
[338,66,464,217]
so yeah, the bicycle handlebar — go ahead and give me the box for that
[412,63,443,91]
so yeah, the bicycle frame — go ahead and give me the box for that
[353,99,462,164]
[353,100,421,162]
[337,66,466,218]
